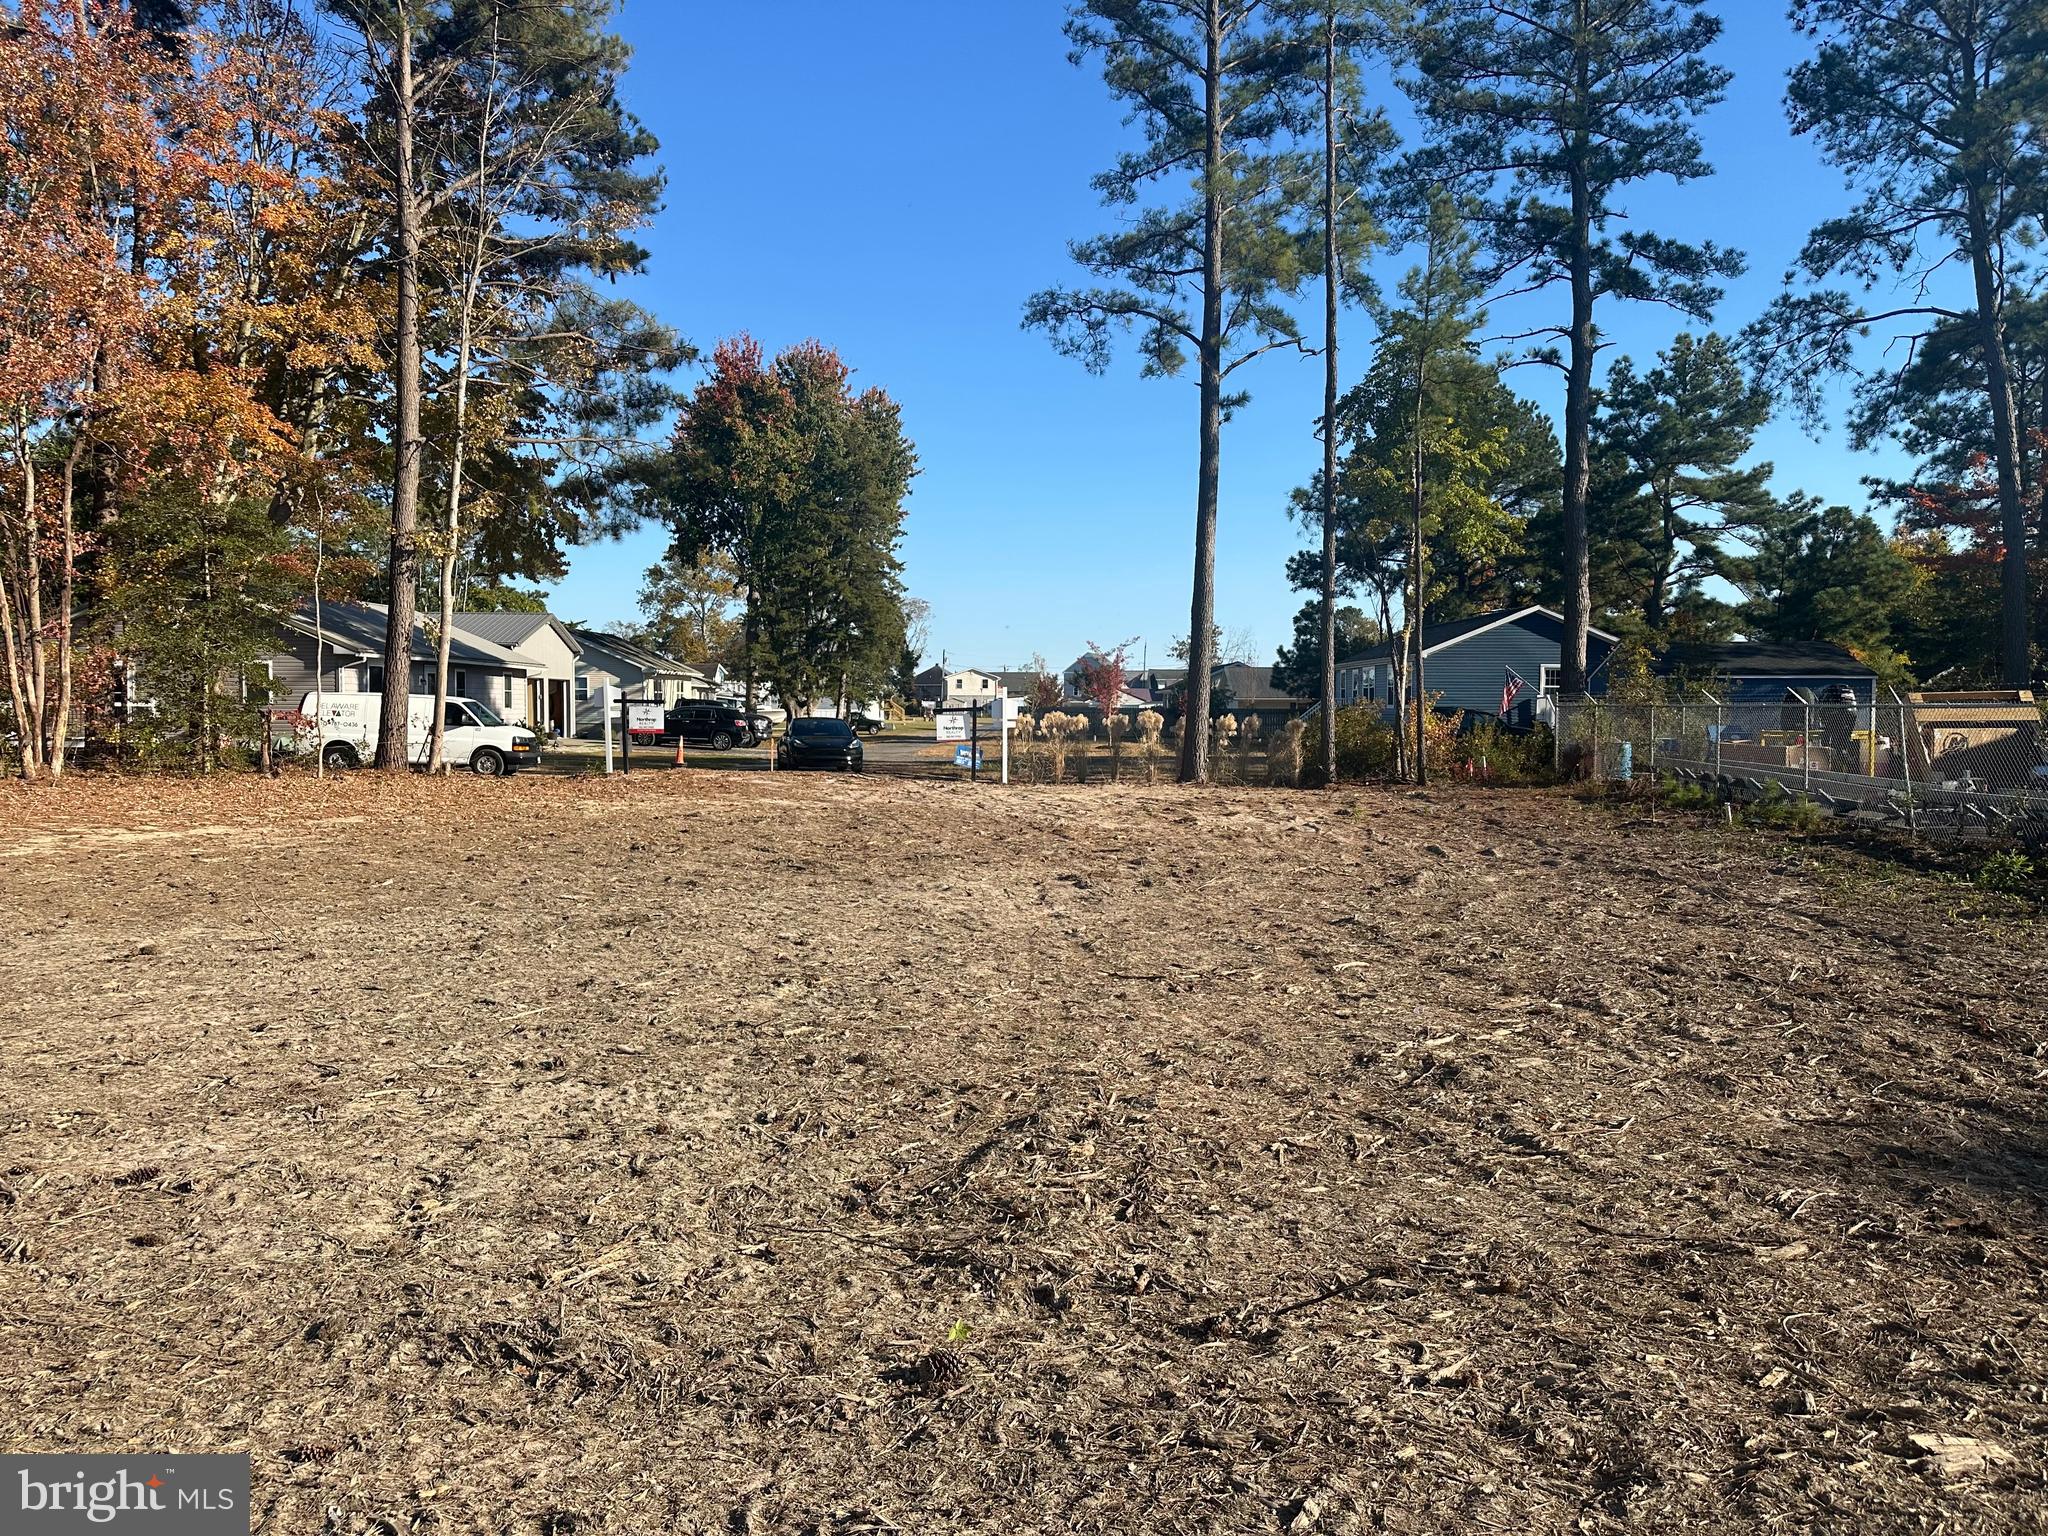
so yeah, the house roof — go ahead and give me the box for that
[1338,605,1620,666]
[1213,662,1294,708]
[567,626,704,680]
[283,600,530,671]
[451,610,583,658]
[1658,639,1874,677]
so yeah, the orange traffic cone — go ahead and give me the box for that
[672,731,687,768]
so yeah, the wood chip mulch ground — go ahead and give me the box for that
[0,771,2042,1534]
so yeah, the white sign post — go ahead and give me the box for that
[998,687,1010,785]
[600,684,616,774]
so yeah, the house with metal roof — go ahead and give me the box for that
[448,611,584,736]
[1335,605,1620,718]
[567,627,717,735]
[266,600,536,721]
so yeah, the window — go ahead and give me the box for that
[444,702,472,731]
[575,676,589,701]
[502,675,514,708]
[366,664,385,693]
[239,659,275,703]
[454,670,468,699]
[1539,664,1561,697]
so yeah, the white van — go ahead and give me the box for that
[298,692,541,776]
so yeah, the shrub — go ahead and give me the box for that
[1455,718,1555,784]
[1745,783,1826,833]
[1976,850,2036,893]
[1332,705,1397,780]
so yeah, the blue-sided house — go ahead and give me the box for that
[1654,640,1880,706]
[1334,605,1619,718]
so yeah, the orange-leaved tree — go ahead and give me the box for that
[0,0,279,778]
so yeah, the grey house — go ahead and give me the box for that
[449,611,585,735]
[264,600,532,718]
[568,628,714,735]
[1336,605,1620,717]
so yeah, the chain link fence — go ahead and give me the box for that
[1556,691,2048,843]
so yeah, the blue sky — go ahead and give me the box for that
[546,1,1911,674]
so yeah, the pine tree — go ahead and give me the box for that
[1027,0,1310,783]
[1590,333,1773,637]
[1407,0,1743,694]
[1275,0,1395,784]
[1751,0,2046,685]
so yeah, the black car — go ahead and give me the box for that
[776,716,865,772]
[665,701,753,751]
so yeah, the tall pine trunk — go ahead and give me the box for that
[1409,334,1428,786]
[1178,0,1225,786]
[1963,197,2031,687]
[1559,15,1594,696]
[376,24,424,770]
[1316,8,1339,789]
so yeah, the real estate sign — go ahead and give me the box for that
[625,701,665,734]
[935,711,970,742]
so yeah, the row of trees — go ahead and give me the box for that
[0,0,684,777]
[0,1,919,778]
[1033,0,2048,784]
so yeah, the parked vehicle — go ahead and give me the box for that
[848,708,886,734]
[776,716,865,772]
[299,692,540,776]
[666,701,754,751]
[744,713,774,745]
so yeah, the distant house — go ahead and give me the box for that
[939,668,1002,709]
[1336,605,1620,718]
[1209,662,1303,726]
[1656,640,1878,705]
[913,663,948,707]
[448,611,583,737]
[266,599,533,720]
[1125,667,1184,708]
[568,628,715,734]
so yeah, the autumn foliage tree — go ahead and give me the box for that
[0,1,287,778]
[655,336,916,718]
[1073,636,1136,777]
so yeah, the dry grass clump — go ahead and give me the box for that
[1038,710,1087,783]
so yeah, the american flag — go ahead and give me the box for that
[1501,668,1528,717]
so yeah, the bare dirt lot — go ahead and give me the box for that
[1,773,2043,1534]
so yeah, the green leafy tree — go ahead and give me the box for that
[1749,0,2045,685]
[461,581,550,614]
[655,337,916,717]
[636,549,742,670]
[1732,494,1917,658]
[1589,333,1773,637]
[1272,599,1377,697]
[97,482,298,768]
[1408,0,1744,693]
[1027,0,1310,783]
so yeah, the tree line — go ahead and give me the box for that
[1031,0,2048,786]
[0,0,915,778]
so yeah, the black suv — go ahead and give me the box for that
[665,702,753,751]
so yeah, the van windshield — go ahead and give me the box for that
[463,700,504,727]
